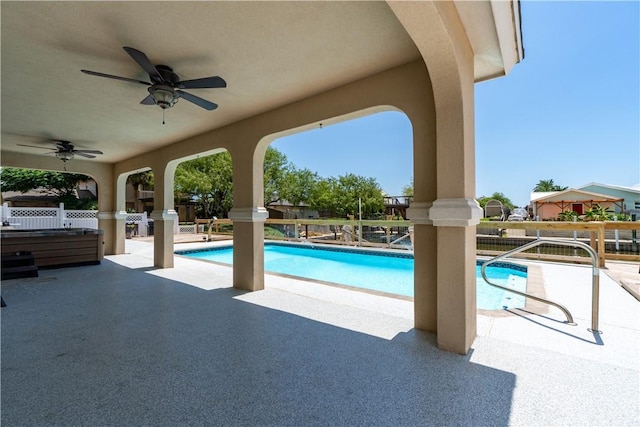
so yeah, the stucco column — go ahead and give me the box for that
[98,211,126,255]
[229,143,269,291]
[150,209,178,268]
[389,0,482,354]
[228,207,269,291]
[405,90,438,334]
[406,203,437,333]
[94,168,122,255]
[151,163,177,268]
[430,200,482,353]
[429,48,481,354]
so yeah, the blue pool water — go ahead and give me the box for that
[177,243,527,310]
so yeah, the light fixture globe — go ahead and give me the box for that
[148,85,178,109]
[56,151,74,162]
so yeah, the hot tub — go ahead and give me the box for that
[1,228,104,268]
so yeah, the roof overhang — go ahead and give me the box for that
[534,189,625,203]
[455,0,525,82]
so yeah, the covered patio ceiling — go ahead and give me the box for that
[1,1,520,165]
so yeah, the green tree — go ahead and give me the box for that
[533,179,568,192]
[0,167,94,208]
[308,178,334,214]
[173,148,386,219]
[402,177,414,197]
[127,171,154,189]
[263,147,292,206]
[309,173,384,218]
[477,192,515,209]
[174,153,233,218]
[174,148,294,217]
[279,167,318,207]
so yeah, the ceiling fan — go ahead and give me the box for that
[17,140,103,163]
[81,47,226,114]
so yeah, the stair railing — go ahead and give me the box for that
[481,239,601,333]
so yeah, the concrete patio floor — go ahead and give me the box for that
[1,239,638,426]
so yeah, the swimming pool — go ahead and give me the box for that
[176,243,527,310]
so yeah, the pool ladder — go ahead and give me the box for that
[481,239,601,333]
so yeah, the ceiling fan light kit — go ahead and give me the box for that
[18,47,226,164]
[55,151,74,162]
[81,46,226,121]
[18,140,103,166]
[148,85,178,109]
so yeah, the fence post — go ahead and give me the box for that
[1,202,8,223]
[572,216,578,256]
[632,214,639,254]
[141,212,148,237]
[597,223,605,267]
[386,225,391,247]
[59,202,66,228]
[534,218,541,254]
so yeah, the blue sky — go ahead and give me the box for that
[271,1,639,208]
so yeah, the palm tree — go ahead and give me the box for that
[584,204,613,221]
[533,179,568,192]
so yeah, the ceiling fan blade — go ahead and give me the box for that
[52,142,73,151]
[177,90,218,111]
[17,144,54,150]
[140,94,155,105]
[81,69,150,86]
[177,76,227,89]
[123,47,164,83]
[50,139,77,148]
[73,149,103,155]
[73,152,97,159]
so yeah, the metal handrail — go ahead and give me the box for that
[481,239,601,333]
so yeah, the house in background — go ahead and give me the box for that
[126,182,152,214]
[266,201,319,220]
[578,182,640,216]
[530,182,640,220]
[1,190,59,207]
[2,179,98,208]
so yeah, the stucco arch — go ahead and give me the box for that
[1,151,112,209]
[0,150,125,254]
[154,150,230,268]
[234,106,420,292]
[253,105,413,204]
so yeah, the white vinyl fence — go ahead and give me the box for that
[1,203,98,230]
[1,203,185,236]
